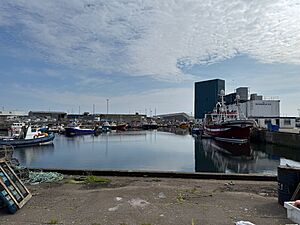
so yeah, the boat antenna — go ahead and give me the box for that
[236,94,240,120]
[219,90,226,122]
[220,90,225,108]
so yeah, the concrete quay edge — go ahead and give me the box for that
[29,168,277,182]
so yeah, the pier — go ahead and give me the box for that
[251,129,300,149]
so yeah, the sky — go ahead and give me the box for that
[0,0,300,116]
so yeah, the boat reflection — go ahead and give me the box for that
[205,139,253,157]
[13,143,55,166]
[195,138,279,174]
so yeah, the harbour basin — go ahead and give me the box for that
[12,130,300,175]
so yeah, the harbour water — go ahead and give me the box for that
[12,130,300,175]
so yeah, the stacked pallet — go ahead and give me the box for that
[0,160,31,213]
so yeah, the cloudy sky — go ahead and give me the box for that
[0,0,300,116]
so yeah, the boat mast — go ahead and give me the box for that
[236,94,240,120]
[219,90,226,122]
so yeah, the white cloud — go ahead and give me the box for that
[1,0,300,81]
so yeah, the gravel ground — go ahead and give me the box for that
[0,176,291,225]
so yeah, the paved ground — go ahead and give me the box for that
[0,176,291,225]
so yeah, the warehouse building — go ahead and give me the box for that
[155,112,193,123]
[227,99,280,118]
[28,111,67,121]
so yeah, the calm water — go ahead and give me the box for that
[12,130,300,175]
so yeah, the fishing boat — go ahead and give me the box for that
[65,122,95,136]
[116,123,128,131]
[101,121,111,132]
[142,120,158,130]
[203,90,256,144]
[0,126,55,148]
[110,122,117,130]
[179,122,189,129]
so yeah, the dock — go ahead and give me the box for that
[251,129,300,149]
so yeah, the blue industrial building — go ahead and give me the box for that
[194,79,225,119]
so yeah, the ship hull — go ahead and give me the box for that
[116,124,128,131]
[142,124,158,130]
[0,133,55,148]
[204,120,254,143]
[65,127,95,136]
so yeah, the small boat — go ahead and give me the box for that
[191,127,202,136]
[65,122,95,136]
[116,123,128,131]
[65,126,95,136]
[191,122,203,136]
[110,122,117,130]
[101,121,111,132]
[179,122,189,129]
[0,126,55,148]
[142,120,158,130]
[203,90,256,143]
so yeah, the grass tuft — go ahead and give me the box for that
[48,219,58,224]
[84,176,111,184]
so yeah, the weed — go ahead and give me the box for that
[48,219,58,224]
[84,176,111,184]
[176,192,185,203]
[192,218,195,225]
[190,187,198,194]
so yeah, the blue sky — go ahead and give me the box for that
[0,1,299,116]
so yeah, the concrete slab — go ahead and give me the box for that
[0,177,291,225]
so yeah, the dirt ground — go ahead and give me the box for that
[0,176,291,225]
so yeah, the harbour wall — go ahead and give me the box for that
[30,168,277,181]
[251,129,300,149]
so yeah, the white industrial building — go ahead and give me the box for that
[226,88,296,129]
[227,99,280,118]
[250,117,296,129]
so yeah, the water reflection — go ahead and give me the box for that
[195,138,280,174]
[13,131,195,172]
[13,144,55,166]
[158,127,190,135]
[9,130,300,174]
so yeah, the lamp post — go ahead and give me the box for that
[106,99,109,119]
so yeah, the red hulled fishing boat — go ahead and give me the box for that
[203,90,256,143]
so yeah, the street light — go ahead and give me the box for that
[106,99,109,115]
